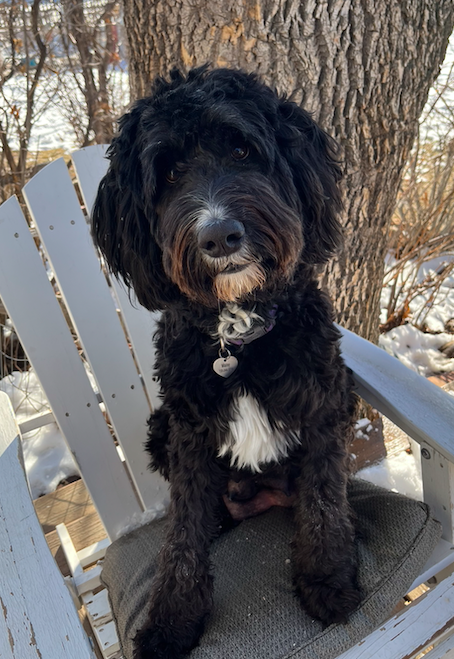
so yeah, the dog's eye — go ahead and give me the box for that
[231,146,249,161]
[166,169,179,183]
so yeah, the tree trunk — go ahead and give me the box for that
[121,0,454,342]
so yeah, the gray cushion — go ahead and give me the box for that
[101,478,441,658]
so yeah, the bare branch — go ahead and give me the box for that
[19,0,48,177]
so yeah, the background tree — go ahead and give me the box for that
[121,0,454,342]
[380,51,454,334]
[0,0,47,197]
[59,0,121,144]
[0,0,127,202]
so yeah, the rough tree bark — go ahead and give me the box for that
[121,0,454,342]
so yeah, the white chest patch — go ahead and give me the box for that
[218,394,298,472]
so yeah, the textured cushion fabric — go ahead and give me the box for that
[101,479,441,659]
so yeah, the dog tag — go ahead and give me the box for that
[213,354,238,378]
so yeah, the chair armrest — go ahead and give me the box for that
[338,325,454,461]
[0,392,95,658]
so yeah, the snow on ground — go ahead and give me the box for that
[380,324,454,376]
[0,370,79,498]
[415,256,454,333]
[357,452,423,501]
[357,438,423,501]
[3,69,129,152]
[3,73,81,152]
[379,254,454,375]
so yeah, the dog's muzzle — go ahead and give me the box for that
[161,173,304,306]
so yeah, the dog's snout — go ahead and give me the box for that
[198,219,245,258]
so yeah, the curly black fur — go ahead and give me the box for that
[92,65,361,659]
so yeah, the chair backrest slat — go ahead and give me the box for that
[22,159,167,512]
[0,197,141,539]
[71,146,162,409]
[110,282,162,410]
[71,144,109,214]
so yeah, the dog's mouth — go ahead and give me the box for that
[202,251,255,276]
[218,262,249,275]
[213,261,267,302]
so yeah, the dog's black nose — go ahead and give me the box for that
[198,219,245,258]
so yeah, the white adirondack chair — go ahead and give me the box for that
[1,146,454,659]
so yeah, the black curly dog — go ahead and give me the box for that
[92,66,362,659]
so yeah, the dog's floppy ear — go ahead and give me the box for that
[277,100,343,264]
[92,101,178,311]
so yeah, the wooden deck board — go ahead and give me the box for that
[34,478,96,533]
[34,480,107,576]
[350,417,387,472]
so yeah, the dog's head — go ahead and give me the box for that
[92,66,342,311]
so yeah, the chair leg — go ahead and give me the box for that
[57,523,121,659]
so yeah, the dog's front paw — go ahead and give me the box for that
[133,618,205,659]
[295,574,362,626]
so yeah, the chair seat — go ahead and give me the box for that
[101,478,441,659]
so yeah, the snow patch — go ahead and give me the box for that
[0,371,79,498]
[357,445,423,501]
[379,324,454,376]
[3,70,129,152]
[355,417,374,440]
[117,502,168,538]
[380,254,454,376]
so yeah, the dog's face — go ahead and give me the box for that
[92,66,343,311]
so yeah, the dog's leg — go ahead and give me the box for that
[145,407,171,480]
[133,419,228,659]
[291,438,361,625]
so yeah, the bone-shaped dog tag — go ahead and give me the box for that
[213,355,238,378]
